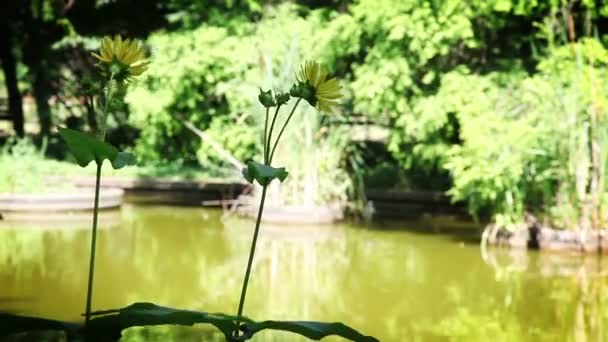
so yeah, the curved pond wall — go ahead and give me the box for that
[0,188,124,213]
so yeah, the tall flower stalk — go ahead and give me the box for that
[233,61,342,340]
[60,35,148,326]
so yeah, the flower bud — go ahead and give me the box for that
[258,88,276,107]
[275,92,290,106]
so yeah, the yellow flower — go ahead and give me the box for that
[92,35,149,81]
[295,61,342,113]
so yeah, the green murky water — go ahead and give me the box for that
[1,205,607,341]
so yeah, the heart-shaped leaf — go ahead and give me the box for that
[242,320,379,342]
[242,160,288,186]
[58,127,136,169]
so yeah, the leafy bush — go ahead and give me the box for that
[127,4,359,206]
[442,39,608,228]
[125,0,608,225]
[0,139,76,194]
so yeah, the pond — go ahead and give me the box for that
[0,205,607,341]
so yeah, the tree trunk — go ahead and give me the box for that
[31,65,53,136]
[0,17,24,136]
[22,0,54,137]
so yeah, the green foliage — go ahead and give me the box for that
[438,39,608,228]
[0,139,47,194]
[195,120,258,176]
[164,0,264,29]
[126,25,248,167]
[127,4,357,208]
[363,161,404,189]
[313,0,484,187]
[0,138,78,194]
[307,0,608,202]
[295,0,608,227]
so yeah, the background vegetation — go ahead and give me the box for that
[3,0,608,229]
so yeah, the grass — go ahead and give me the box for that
[0,139,242,195]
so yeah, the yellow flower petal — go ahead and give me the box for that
[94,35,148,80]
[294,61,342,113]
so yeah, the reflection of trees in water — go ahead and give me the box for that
[0,229,46,274]
[477,248,608,342]
[0,226,85,317]
[0,212,132,319]
[18,207,605,341]
[219,217,351,320]
[118,213,361,342]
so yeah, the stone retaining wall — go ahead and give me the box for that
[489,226,608,253]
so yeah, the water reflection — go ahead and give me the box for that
[474,248,608,342]
[0,206,607,341]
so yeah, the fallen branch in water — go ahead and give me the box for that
[181,120,244,172]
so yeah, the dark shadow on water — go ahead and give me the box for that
[360,214,484,245]
[0,297,34,303]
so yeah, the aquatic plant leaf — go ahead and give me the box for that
[241,160,288,186]
[0,313,80,337]
[87,302,247,340]
[58,127,136,169]
[242,320,379,342]
[88,303,377,342]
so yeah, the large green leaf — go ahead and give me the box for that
[0,303,378,342]
[0,313,80,338]
[241,160,288,186]
[87,302,246,340]
[58,127,136,169]
[88,303,377,342]
[242,320,379,342]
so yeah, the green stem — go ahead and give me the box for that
[233,185,268,338]
[84,74,114,327]
[265,105,282,163]
[84,162,102,326]
[100,74,115,139]
[263,107,269,164]
[269,98,302,164]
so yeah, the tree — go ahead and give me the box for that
[0,1,25,137]
[0,0,74,136]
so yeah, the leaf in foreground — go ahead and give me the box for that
[87,302,242,340]
[241,160,288,186]
[0,303,378,342]
[58,127,136,169]
[88,303,378,342]
[241,320,379,342]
